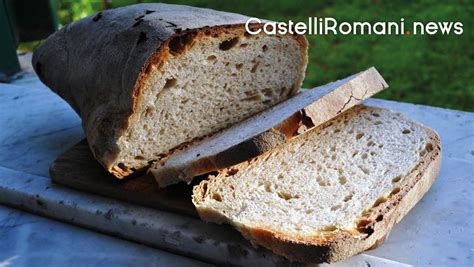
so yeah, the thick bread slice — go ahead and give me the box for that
[192,105,441,263]
[32,3,308,178]
[151,67,388,187]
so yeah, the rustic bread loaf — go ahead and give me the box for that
[32,3,308,178]
[150,67,388,187]
[193,105,441,263]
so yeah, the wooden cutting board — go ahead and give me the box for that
[50,139,198,217]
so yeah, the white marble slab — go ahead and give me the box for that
[0,205,210,267]
[0,77,473,266]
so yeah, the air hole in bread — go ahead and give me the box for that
[207,55,216,61]
[277,192,293,201]
[144,106,154,117]
[402,129,411,134]
[361,153,368,159]
[374,121,383,125]
[331,154,337,160]
[356,132,365,140]
[367,140,374,146]
[168,32,197,55]
[376,215,384,222]
[212,193,222,202]
[343,194,353,202]
[264,183,272,193]
[134,155,145,160]
[242,94,262,102]
[235,63,243,70]
[227,168,238,176]
[239,43,248,48]
[277,174,284,179]
[320,225,337,232]
[250,61,259,73]
[317,177,329,187]
[352,151,359,157]
[219,37,239,51]
[356,219,374,236]
[263,88,273,97]
[425,143,434,152]
[334,128,341,133]
[373,196,388,208]
[338,176,347,185]
[163,78,177,89]
[262,45,268,52]
[390,187,401,196]
[331,205,341,211]
[392,175,402,183]
[371,112,380,117]
[359,166,370,175]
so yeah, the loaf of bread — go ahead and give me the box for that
[193,105,441,263]
[32,3,308,177]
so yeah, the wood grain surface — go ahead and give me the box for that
[50,139,199,217]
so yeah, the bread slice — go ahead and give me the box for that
[192,105,441,263]
[32,3,307,178]
[150,67,388,187]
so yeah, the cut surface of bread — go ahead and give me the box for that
[193,105,441,263]
[150,67,388,187]
[32,3,307,178]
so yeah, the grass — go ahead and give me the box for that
[46,0,474,111]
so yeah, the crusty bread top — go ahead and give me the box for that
[32,3,308,177]
[193,105,441,263]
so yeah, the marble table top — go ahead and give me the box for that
[0,63,472,266]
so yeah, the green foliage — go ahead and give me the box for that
[51,0,473,111]
[58,0,101,25]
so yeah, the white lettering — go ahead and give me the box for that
[353,22,371,35]
[263,22,277,35]
[245,18,261,35]
[454,22,463,35]
[413,22,424,35]
[438,22,453,35]
[425,22,438,35]
[339,22,352,35]
[294,22,307,34]
[373,22,386,35]
[325,17,338,35]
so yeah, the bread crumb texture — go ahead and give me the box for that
[117,29,304,171]
[194,106,435,237]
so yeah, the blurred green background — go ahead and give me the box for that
[26,0,474,111]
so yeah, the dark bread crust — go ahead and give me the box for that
[32,3,308,178]
[192,106,442,263]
